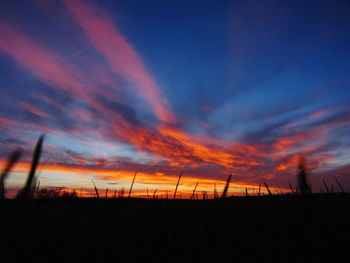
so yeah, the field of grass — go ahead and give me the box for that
[1,194,349,262]
[1,136,349,262]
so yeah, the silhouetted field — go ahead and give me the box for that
[1,194,349,262]
[1,136,349,262]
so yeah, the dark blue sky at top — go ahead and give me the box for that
[110,0,350,136]
[1,0,350,190]
[1,0,350,121]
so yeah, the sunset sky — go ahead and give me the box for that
[1,0,350,197]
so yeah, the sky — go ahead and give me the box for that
[1,0,350,197]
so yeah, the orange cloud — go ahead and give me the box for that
[273,129,329,153]
[111,121,264,169]
[276,155,299,171]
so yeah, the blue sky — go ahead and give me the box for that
[0,0,350,196]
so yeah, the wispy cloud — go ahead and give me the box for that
[0,22,89,100]
[63,0,174,123]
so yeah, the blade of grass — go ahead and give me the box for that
[119,188,125,198]
[20,135,44,199]
[191,182,199,200]
[0,150,22,199]
[35,179,40,198]
[334,177,345,193]
[173,171,183,199]
[128,172,137,198]
[263,181,272,196]
[322,179,330,193]
[221,174,232,198]
[288,182,295,194]
[91,180,100,199]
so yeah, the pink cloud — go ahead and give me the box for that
[0,22,91,101]
[0,22,135,135]
[20,102,49,118]
[63,0,175,123]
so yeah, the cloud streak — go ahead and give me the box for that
[0,22,89,100]
[63,0,174,123]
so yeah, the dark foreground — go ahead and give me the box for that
[1,194,349,262]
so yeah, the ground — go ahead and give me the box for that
[0,194,349,262]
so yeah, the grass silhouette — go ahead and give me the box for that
[263,181,272,196]
[288,182,295,194]
[128,171,137,198]
[173,170,182,199]
[323,179,330,193]
[190,182,198,200]
[334,177,345,193]
[297,156,311,194]
[16,135,44,200]
[221,174,231,198]
[0,150,21,199]
[0,136,347,199]
[91,180,100,198]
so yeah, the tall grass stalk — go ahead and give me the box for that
[20,135,44,199]
[297,157,311,194]
[288,182,295,194]
[334,177,345,193]
[91,180,100,199]
[0,150,22,199]
[214,183,218,199]
[263,181,272,196]
[128,172,137,198]
[173,171,182,199]
[322,179,330,193]
[191,182,199,200]
[221,174,232,198]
